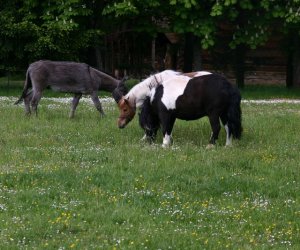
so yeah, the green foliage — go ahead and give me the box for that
[0,0,299,70]
[0,0,103,70]
[103,0,138,16]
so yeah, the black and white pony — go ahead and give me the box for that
[138,73,242,147]
[113,70,210,128]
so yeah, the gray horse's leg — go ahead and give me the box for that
[91,92,105,117]
[69,93,82,118]
[31,91,42,116]
[24,91,33,115]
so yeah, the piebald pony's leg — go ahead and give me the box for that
[224,124,232,146]
[162,134,173,148]
[69,93,82,118]
[140,134,147,141]
[161,115,176,148]
[220,114,232,147]
[207,114,221,148]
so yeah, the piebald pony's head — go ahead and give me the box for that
[113,70,180,128]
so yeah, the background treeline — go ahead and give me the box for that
[0,0,299,88]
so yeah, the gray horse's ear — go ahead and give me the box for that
[117,78,128,96]
[112,88,123,103]
[121,75,129,82]
[113,76,129,103]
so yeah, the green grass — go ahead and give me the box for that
[0,96,299,249]
[240,85,300,99]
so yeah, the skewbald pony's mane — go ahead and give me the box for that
[124,70,181,108]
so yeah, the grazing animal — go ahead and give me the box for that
[15,60,126,117]
[112,70,181,127]
[139,74,242,147]
[112,70,210,127]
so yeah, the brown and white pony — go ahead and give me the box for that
[112,70,182,128]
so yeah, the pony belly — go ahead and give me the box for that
[174,97,207,120]
[175,112,206,121]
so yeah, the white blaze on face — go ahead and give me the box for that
[160,75,191,110]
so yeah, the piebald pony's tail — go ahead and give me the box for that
[14,70,32,105]
[227,86,242,139]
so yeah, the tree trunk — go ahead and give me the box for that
[151,37,156,70]
[286,50,293,88]
[286,31,294,88]
[292,34,300,87]
[234,44,246,88]
[171,44,179,70]
[94,46,103,70]
[183,33,194,72]
[193,36,202,71]
[164,43,179,70]
[286,32,300,88]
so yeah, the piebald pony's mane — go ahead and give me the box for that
[125,70,181,108]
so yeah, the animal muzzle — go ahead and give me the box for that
[118,117,129,129]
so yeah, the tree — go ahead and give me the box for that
[1,0,299,86]
[0,0,102,71]
[166,0,300,88]
[270,0,300,88]
[102,1,273,86]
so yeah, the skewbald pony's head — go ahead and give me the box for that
[112,79,136,128]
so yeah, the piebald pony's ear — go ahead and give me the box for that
[124,97,130,104]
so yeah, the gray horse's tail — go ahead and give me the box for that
[14,70,32,105]
[227,87,243,139]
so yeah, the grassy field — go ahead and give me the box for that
[0,90,300,249]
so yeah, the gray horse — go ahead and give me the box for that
[15,60,127,118]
